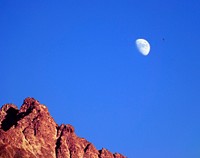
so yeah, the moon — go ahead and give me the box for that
[135,39,150,56]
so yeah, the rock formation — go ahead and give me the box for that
[0,97,126,158]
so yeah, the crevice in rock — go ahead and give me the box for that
[1,107,18,131]
[32,114,40,136]
[55,126,63,158]
[84,143,91,153]
[33,128,36,136]
[22,127,31,146]
[69,150,72,158]
[17,107,33,122]
[98,149,104,158]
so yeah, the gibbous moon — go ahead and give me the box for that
[135,39,150,56]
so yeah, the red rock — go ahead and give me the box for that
[0,97,126,158]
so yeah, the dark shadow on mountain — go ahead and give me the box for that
[1,106,33,131]
[1,107,18,131]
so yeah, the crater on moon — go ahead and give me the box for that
[135,39,150,56]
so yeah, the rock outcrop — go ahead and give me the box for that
[0,97,126,158]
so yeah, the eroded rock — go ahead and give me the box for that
[0,97,126,158]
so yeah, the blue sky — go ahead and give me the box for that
[1,0,200,157]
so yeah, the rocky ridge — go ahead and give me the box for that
[0,97,126,158]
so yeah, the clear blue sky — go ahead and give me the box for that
[1,1,200,157]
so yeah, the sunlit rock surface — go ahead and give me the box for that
[0,97,126,158]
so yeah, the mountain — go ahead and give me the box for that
[0,97,126,158]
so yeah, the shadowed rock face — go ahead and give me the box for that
[0,97,126,158]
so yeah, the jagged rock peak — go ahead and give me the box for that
[0,97,126,158]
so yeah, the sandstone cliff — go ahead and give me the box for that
[0,97,126,158]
